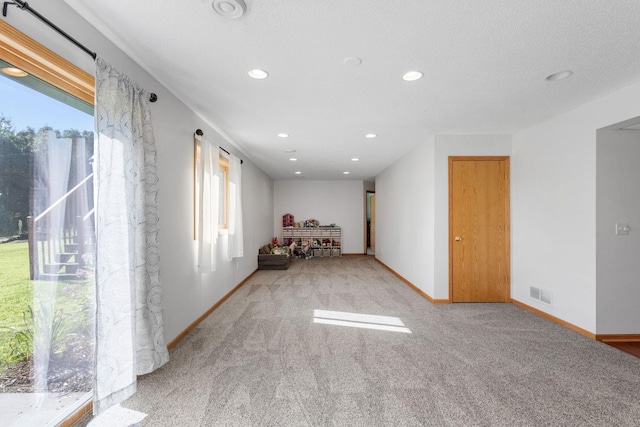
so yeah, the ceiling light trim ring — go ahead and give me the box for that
[545,70,573,81]
[212,0,246,19]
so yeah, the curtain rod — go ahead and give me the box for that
[2,0,158,103]
[195,129,243,164]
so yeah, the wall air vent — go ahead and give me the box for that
[530,286,553,306]
[530,286,540,300]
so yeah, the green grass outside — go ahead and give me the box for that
[0,240,94,371]
[0,240,32,369]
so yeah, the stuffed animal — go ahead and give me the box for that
[299,241,311,259]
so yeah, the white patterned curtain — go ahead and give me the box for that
[197,134,220,272]
[227,154,243,260]
[93,58,169,414]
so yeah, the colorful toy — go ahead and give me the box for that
[304,219,319,227]
[282,213,294,228]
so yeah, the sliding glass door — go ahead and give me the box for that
[0,54,95,425]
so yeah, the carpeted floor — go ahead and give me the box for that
[118,256,640,426]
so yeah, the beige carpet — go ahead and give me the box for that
[117,256,640,426]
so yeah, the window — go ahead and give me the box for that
[193,137,230,238]
[0,20,95,426]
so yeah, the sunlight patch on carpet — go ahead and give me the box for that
[313,309,411,333]
[88,404,147,426]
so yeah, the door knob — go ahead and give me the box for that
[455,236,462,241]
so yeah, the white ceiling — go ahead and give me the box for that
[65,0,640,181]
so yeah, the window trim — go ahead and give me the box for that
[218,153,229,230]
[0,20,94,105]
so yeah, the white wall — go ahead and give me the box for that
[512,81,640,333]
[376,137,436,295]
[596,129,640,334]
[273,180,364,254]
[6,0,274,342]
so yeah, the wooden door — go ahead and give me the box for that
[370,195,376,250]
[449,157,510,302]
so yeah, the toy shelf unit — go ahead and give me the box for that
[283,226,342,257]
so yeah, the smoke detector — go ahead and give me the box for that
[212,0,246,19]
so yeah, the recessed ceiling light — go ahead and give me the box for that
[212,0,246,19]
[1,67,28,77]
[365,133,377,138]
[248,69,269,79]
[295,171,302,175]
[289,158,297,161]
[277,133,289,138]
[351,158,359,162]
[545,70,573,81]
[284,149,296,153]
[402,71,423,81]
[343,171,350,175]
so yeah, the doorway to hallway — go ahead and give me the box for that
[366,191,375,255]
